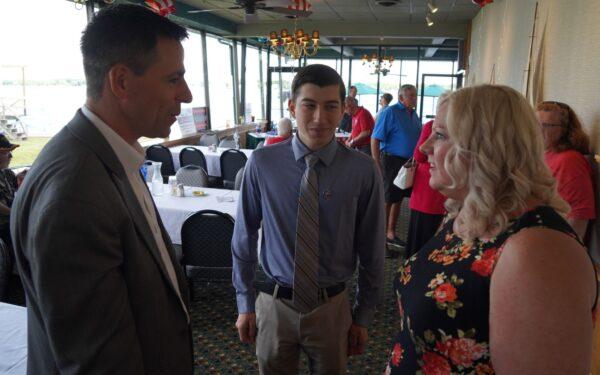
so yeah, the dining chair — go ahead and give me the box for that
[220,149,247,190]
[218,136,237,149]
[198,132,219,147]
[145,145,176,183]
[179,147,208,172]
[181,210,235,300]
[175,165,209,187]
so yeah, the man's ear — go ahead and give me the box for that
[288,98,296,119]
[107,63,133,100]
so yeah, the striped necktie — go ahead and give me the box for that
[293,153,320,313]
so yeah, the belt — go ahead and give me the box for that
[256,280,346,300]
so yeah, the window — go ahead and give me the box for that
[169,30,206,140]
[244,46,264,123]
[206,34,235,129]
[0,0,88,167]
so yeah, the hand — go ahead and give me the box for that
[347,323,368,356]
[345,139,353,147]
[236,313,257,344]
[16,169,28,188]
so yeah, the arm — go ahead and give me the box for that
[231,155,263,343]
[567,218,589,242]
[27,199,144,373]
[413,121,433,163]
[349,163,386,354]
[371,138,382,174]
[0,202,10,216]
[490,227,596,374]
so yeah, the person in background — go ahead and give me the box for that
[385,85,596,374]
[405,94,449,258]
[536,101,596,241]
[372,84,421,247]
[349,85,358,98]
[338,105,352,133]
[265,117,293,146]
[11,5,194,373]
[233,64,385,374]
[344,96,375,155]
[375,93,393,121]
[0,134,26,247]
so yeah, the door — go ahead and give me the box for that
[418,73,463,123]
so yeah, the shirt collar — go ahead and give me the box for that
[81,105,145,173]
[291,134,338,167]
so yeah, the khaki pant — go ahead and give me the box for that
[255,289,353,375]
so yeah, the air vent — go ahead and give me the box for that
[375,0,401,6]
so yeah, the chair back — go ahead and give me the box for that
[181,210,234,281]
[218,137,237,149]
[198,132,219,147]
[179,147,208,172]
[220,149,248,190]
[145,145,176,182]
[0,238,11,301]
[234,167,245,191]
[176,165,209,187]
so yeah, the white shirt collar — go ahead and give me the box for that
[81,105,145,173]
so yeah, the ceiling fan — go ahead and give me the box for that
[188,0,313,22]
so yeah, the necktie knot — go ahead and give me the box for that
[305,153,319,168]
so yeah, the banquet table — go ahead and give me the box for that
[246,132,351,149]
[0,303,27,375]
[151,185,239,245]
[169,145,253,176]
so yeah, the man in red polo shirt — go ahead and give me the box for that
[345,96,375,155]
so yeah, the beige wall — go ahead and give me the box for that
[468,0,600,151]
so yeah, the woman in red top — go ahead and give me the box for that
[405,102,448,258]
[536,101,596,240]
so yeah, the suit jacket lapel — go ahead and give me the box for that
[67,111,188,312]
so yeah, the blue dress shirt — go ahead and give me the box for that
[372,102,422,158]
[232,135,386,326]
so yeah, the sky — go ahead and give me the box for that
[0,0,88,81]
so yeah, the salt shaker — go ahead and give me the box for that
[168,176,178,196]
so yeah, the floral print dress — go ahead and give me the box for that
[385,206,592,374]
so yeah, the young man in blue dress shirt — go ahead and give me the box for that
[232,64,385,374]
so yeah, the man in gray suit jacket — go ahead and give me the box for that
[10,5,194,374]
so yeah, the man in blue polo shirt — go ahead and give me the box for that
[371,84,421,248]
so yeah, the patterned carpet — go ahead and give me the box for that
[4,203,411,374]
[190,200,411,374]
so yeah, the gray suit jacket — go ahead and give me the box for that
[11,111,193,374]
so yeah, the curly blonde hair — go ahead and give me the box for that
[442,85,568,240]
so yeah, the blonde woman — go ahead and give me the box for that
[385,85,596,374]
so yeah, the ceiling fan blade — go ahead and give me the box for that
[263,6,313,18]
[188,6,243,14]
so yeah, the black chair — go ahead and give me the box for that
[145,145,176,183]
[181,210,235,299]
[179,147,208,172]
[220,149,247,190]
[0,237,12,302]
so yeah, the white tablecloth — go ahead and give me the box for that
[152,185,239,245]
[0,303,27,375]
[169,145,253,176]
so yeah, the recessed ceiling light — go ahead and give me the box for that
[428,0,439,13]
[426,13,434,27]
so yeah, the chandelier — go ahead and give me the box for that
[362,51,394,76]
[268,28,320,60]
